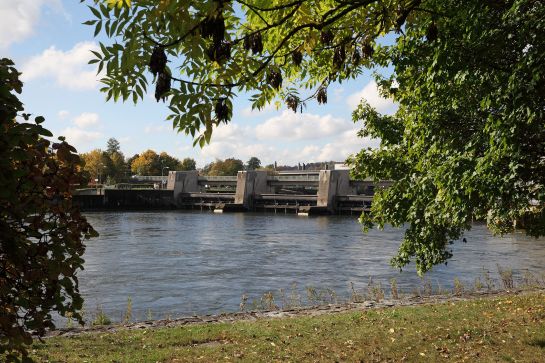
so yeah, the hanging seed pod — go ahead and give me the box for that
[200,18,213,38]
[200,13,225,42]
[395,7,410,29]
[243,36,251,51]
[155,72,171,102]
[426,22,438,42]
[321,30,334,45]
[250,32,263,55]
[352,49,361,66]
[292,50,303,66]
[286,95,299,113]
[212,14,226,44]
[316,87,327,105]
[362,42,374,58]
[215,97,230,122]
[207,41,231,63]
[333,45,346,69]
[267,69,282,89]
[149,46,167,76]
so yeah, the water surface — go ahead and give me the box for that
[79,211,545,320]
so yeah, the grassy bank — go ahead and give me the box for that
[29,291,545,362]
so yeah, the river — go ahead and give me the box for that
[78,211,545,322]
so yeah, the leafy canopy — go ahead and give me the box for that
[350,0,545,273]
[85,0,413,145]
[129,149,195,175]
[204,158,245,176]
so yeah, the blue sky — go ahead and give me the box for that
[2,0,396,167]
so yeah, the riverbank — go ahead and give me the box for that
[31,289,545,362]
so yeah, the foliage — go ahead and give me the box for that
[108,150,127,181]
[349,0,545,274]
[80,149,109,184]
[106,137,120,155]
[246,156,261,170]
[0,59,97,360]
[130,149,189,175]
[80,148,127,184]
[85,0,412,146]
[179,157,196,171]
[159,151,183,172]
[131,149,161,175]
[205,158,244,176]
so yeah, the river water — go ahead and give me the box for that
[78,211,545,321]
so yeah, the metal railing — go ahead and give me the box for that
[131,175,168,182]
[198,176,238,181]
[268,175,320,181]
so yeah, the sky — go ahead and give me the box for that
[1,0,397,168]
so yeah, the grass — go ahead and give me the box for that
[28,291,545,362]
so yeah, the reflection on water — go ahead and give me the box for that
[79,211,545,320]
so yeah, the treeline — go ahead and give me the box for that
[79,138,196,184]
[80,139,339,184]
[202,156,261,176]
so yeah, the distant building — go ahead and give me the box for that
[333,163,351,170]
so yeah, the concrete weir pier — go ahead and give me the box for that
[74,170,390,215]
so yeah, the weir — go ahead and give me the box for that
[74,170,390,214]
[167,170,389,215]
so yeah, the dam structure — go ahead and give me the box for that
[74,170,390,215]
[166,170,390,215]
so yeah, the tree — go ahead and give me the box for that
[159,151,181,173]
[0,59,97,359]
[349,0,545,273]
[109,151,127,182]
[206,158,245,176]
[86,1,545,273]
[180,157,197,171]
[106,137,120,155]
[80,149,109,184]
[80,148,127,185]
[246,156,261,170]
[130,150,185,175]
[126,153,139,172]
[131,149,161,175]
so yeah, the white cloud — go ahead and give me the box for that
[211,123,252,142]
[144,124,172,134]
[57,110,69,119]
[255,111,351,141]
[193,113,377,166]
[73,112,100,128]
[60,127,102,151]
[118,136,131,144]
[0,0,62,50]
[347,80,397,114]
[20,41,100,90]
[241,102,278,117]
[315,129,379,162]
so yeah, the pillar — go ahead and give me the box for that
[317,170,354,212]
[168,171,199,200]
[234,170,268,209]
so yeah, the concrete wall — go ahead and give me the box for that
[74,189,174,210]
[317,170,356,212]
[168,171,199,200]
[234,171,269,208]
